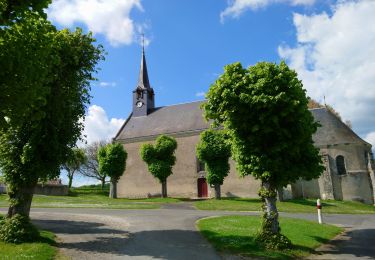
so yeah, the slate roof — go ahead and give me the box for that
[310,108,370,147]
[114,100,208,141]
[114,101,369,147]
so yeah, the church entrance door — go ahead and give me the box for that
[197,178,208,198]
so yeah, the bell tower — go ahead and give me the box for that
[132,45,155,117]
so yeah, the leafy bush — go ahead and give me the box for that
[0,214,40,243]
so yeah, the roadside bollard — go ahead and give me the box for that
[317,199,323,224]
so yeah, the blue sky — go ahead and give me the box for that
[46,0,375,186]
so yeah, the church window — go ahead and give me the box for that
[336,155,347,175]
[136,89,143,99]
[197,159,205,172]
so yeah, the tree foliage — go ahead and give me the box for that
[80,140,109,189]
[196,129,231,199]
[203,61,324,248]
[0,8,104,218]
[140,135,177,198]
[98,143,127,198]
[204,62,323,186]
[0,0,50,24]
[0,214,39,243]
[0,12,56,129]
[61,148,87,188]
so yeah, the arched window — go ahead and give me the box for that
[336,155,347,175]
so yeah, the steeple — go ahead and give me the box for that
[137,47,151,90]
[132,40,155,117]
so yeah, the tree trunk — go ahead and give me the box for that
[214,184,221,199]
[277,186,284,202]
[109,179,117,199]
[261,181,280,234]
[7,185,36,218]
[101,179,105,190]
[68,171,74,188]
[161,180,167,198]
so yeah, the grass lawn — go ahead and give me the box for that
[0,188,182,209]
[194,198,375,214]
[197,215,343,259]
[0,230,57,259]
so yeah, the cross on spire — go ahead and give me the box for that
[141,33,145,52]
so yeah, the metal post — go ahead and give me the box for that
[317,199,323,224]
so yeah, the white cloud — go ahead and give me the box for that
[278,0,375,139]
[195,91,206,97]
[221,0,315,21]
[99,81,117,87]
[80,105,124,145]
[48,0,146,46]
[365,132,375,151]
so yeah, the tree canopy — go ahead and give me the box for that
[62,148,87,188]
[80,141,109,189]
[196,129,231,199]
[0,0,50,24]
[0,7,104,220]
[140,135,177,198]
[203,61,324,249]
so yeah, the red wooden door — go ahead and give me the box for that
[198,178,208,198]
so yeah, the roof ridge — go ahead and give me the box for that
[154,99,206,109]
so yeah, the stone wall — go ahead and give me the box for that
[117,134,260,199]
[327,143,373,204]
[34,184,69,196]
[0,183,6,194]
[117,134,374,204]
[291,143,374,204]
[1,183,68,196]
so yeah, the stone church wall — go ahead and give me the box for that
[219,159,260,198]
[291,143,374,204]
[327,144,373,204]
[117,134,374,204]
[118,135,204,198]
[117,134,261,199]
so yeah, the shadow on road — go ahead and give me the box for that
[33,219,126,235]
[33,219,218,259]
[311,228,375,259]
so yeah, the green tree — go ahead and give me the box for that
[0,12,56,130]
[196,129,231,199]
[62,148,87,188]
[0,0,50,24]
[98,143,127,198]
[203,61,324,249]
[0,10,103,220]
[80,141,109,190]
[140,135,177,198]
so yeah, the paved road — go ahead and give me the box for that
[1,204,375,259]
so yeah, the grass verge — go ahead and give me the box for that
[0,229,57,259]
[0,190,182,209]
[197,215,343,259]
[194,198,375,214]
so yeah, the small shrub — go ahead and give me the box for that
[0,214,40,243]
[255,231,292,250]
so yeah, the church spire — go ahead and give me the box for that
[137,35,151,90]
[132,35,155,117]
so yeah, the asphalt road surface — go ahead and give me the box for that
[1,203,375,259]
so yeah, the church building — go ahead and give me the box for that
[114,49,375,204]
